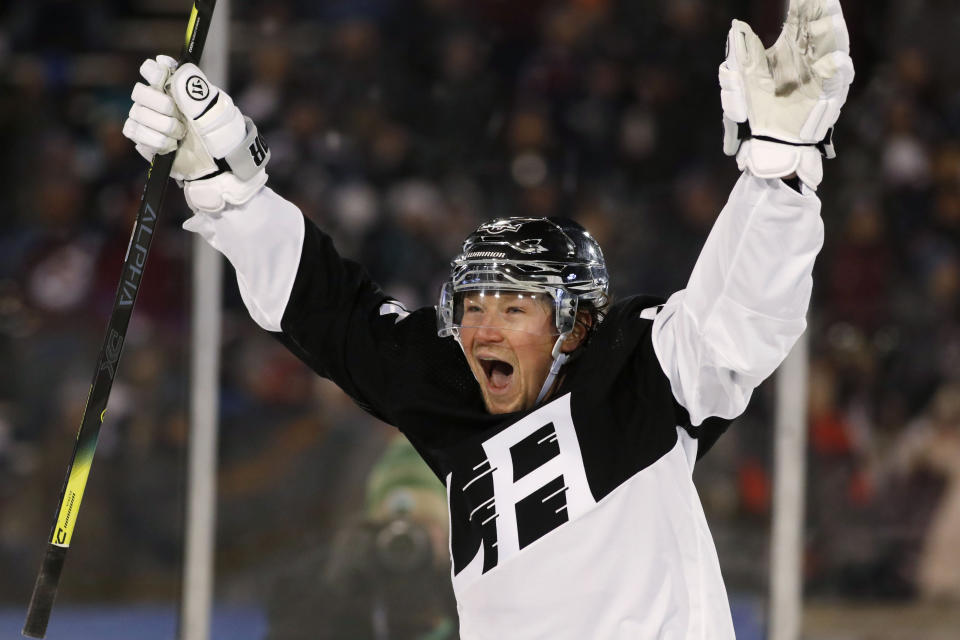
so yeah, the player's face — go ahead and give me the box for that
[458,292,558,414]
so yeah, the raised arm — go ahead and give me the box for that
[122,59,418,417]
[652,0,854,427]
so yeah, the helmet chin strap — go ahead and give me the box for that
[536,335,569,404]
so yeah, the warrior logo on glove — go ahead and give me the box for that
[186,75,209,100]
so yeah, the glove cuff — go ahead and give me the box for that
[737,139,823,190]
[184,169,268,213]
[222,117,271,181]
[728,120,835,189]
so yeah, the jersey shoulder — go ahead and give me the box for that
[568,293,731,462]
[572,294,666,379]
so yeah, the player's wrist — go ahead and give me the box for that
[781,174,802,194]
[184,169,269,213]
[736,139,823,190]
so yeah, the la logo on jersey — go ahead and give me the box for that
[448,393,596,593]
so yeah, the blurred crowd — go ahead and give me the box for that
[2,0,959,622]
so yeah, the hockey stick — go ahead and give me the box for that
[22,2,218,637]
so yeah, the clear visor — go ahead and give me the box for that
[437,281,577,338]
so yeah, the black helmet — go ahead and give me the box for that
[437,217,609,338]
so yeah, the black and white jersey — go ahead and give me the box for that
[186,172,823,638]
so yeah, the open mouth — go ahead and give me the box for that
[479,357,514,391]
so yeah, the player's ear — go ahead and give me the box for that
[561,311,593,353]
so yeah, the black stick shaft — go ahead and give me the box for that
[23,2,217,637]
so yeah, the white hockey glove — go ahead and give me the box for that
[122,56,270,213]
[719,0,854,189]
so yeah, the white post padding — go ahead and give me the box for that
[181,2,229,639]
[769,329,809,640]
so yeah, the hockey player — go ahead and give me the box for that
[122,0,853,637]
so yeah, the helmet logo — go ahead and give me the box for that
[467,238,548,255]
[466,251,507,259]
[517,239,547,253]
[479,221,524,234]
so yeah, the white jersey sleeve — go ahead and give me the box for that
[651,172,823,426]
[181,186,305,332]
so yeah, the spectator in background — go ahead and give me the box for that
[826,196,893,332]
[266,436,456,640]
[887,380,960,600]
